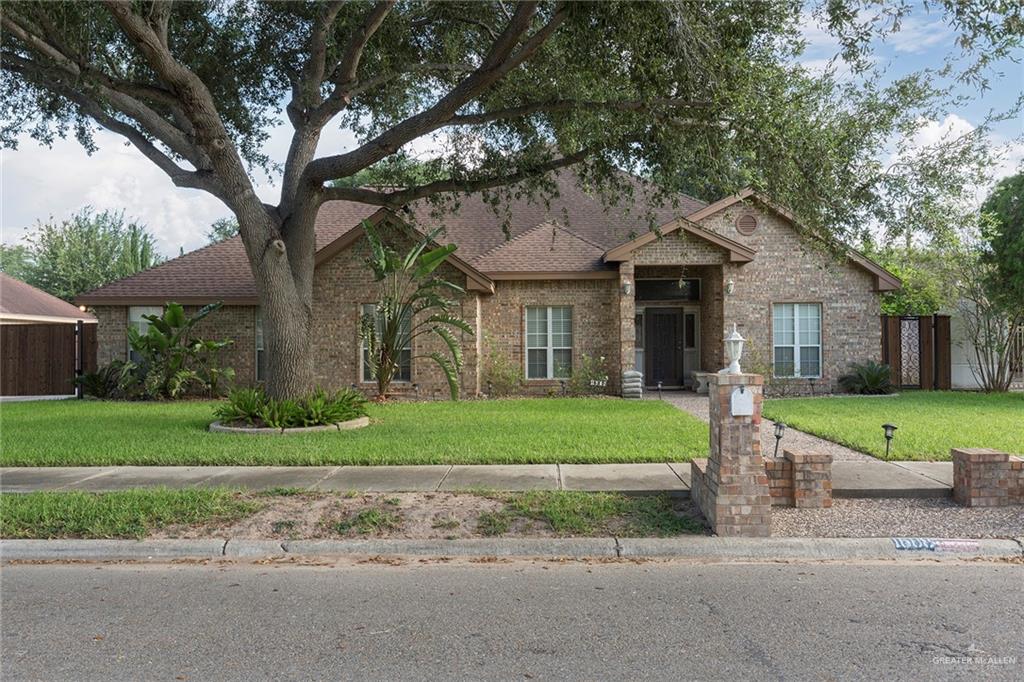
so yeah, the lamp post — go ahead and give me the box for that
[657,381,663,399]
[486,380,493,398]
[413,383,419,400]
[560,379,567,396]
[773,421,786,458]
[882,423,897,458]
[721,323,745,374]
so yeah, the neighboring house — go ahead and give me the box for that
[0,273,96,325]
[1,273,96,398]
[76,174,899,397]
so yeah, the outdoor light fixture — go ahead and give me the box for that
[487,380,493,397]
[773,421,786,458]
[808,378,817,397]
[882,423,898,458]
[622,279,633,296]
[725,279,735,296]
[560,379,567,396]
[657,381,663,399]
[78,304,88,312]
[412,383,419,398]
[722,323,745,374]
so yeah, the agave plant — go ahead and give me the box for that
[360,221,473,400]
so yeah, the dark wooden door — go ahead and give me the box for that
[645,308,683,386]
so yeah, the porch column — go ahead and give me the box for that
[617,260,635,377]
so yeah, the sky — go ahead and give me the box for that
[1,4,1021,257]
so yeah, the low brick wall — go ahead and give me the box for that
[952,448,1024,507]
[765,450,832,508]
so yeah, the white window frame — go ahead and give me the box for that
[127,305,162,361]
[255,309,266,382]
[772,303,822,378]
[525,306,573,380]
[359,303,412,384]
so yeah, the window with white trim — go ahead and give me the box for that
[360,303,411,383]
[526,306,572,379]
[773,303,821,378]
[255,310,267,382]
[128,306,162,363]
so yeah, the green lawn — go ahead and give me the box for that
[0,488,256,539]
[0,398,708,466]
[763,391,1024,461]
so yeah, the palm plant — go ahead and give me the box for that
[360,221,473,400]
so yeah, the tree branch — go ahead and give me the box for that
[321,147,595,207]
[2,53,224,200]
[305,2,567,185]
[448,97,711,125]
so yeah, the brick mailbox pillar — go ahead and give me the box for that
[690,372,772,536]
[952,448,1024,507]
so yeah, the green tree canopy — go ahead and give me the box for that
[2,1,1020,396]
[206,217,240,244]
[18,208,163,301]
[980,171,1024,314]
[0,243,34,282]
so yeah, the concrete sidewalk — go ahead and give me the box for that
[0,461,954,498]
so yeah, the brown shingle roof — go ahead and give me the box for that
[77,172,705,303]
[0,273,96,322]
[473,222,613,274]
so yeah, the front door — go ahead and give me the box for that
[645,308,683,387]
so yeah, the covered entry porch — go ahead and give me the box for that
[630,265,724,389]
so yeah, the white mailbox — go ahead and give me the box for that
[730,386,753,416]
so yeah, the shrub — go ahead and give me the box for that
[838,361,895,395]
[214,387,368,429]
[128,302,235,399]
[481,338,523,397]
[568,354,610,396]
[75,360,135,399]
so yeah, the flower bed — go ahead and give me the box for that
[208,416,370,435]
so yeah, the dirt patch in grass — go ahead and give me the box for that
[153,491,706,540]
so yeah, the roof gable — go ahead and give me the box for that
[683,189,901,292]
[472,222,614,276]
[603,217,755,263]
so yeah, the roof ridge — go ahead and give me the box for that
[80,235,242,298]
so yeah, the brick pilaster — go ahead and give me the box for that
[690,372,771,536]
[952,448,1023,507]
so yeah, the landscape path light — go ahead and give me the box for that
[773,421,786,458]
[882,423,898,458]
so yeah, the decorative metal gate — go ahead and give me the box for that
[881,315,951,391]
[899,317,921,387]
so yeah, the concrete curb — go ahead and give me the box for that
[3,536,1020,563]
[208,416,370,435]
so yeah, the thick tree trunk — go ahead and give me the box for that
[236,204,319,399]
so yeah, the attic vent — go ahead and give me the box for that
[735,213,758,236]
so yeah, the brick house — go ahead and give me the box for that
[77,174,899,397]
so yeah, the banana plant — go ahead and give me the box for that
[360,221,473,400]
[127,301,232,398]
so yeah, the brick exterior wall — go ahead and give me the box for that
[310,232,480,398]
[698,204,883,394]
[90,201,884,399]
[91,303,258,384]
[480,278,620,395]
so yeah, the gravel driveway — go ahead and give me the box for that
[651,391,875,462]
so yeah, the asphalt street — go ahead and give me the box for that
[2,559,1022,681]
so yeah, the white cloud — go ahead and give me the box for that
[0,119,363,256]
[883,16,953,54]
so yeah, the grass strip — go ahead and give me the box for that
[0,488,258,540]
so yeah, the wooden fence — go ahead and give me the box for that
[880,315,951,390]
[0,322,96,397]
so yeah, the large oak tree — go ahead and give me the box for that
[2,0,1019,396]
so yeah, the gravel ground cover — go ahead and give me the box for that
[772,498,1024,539]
